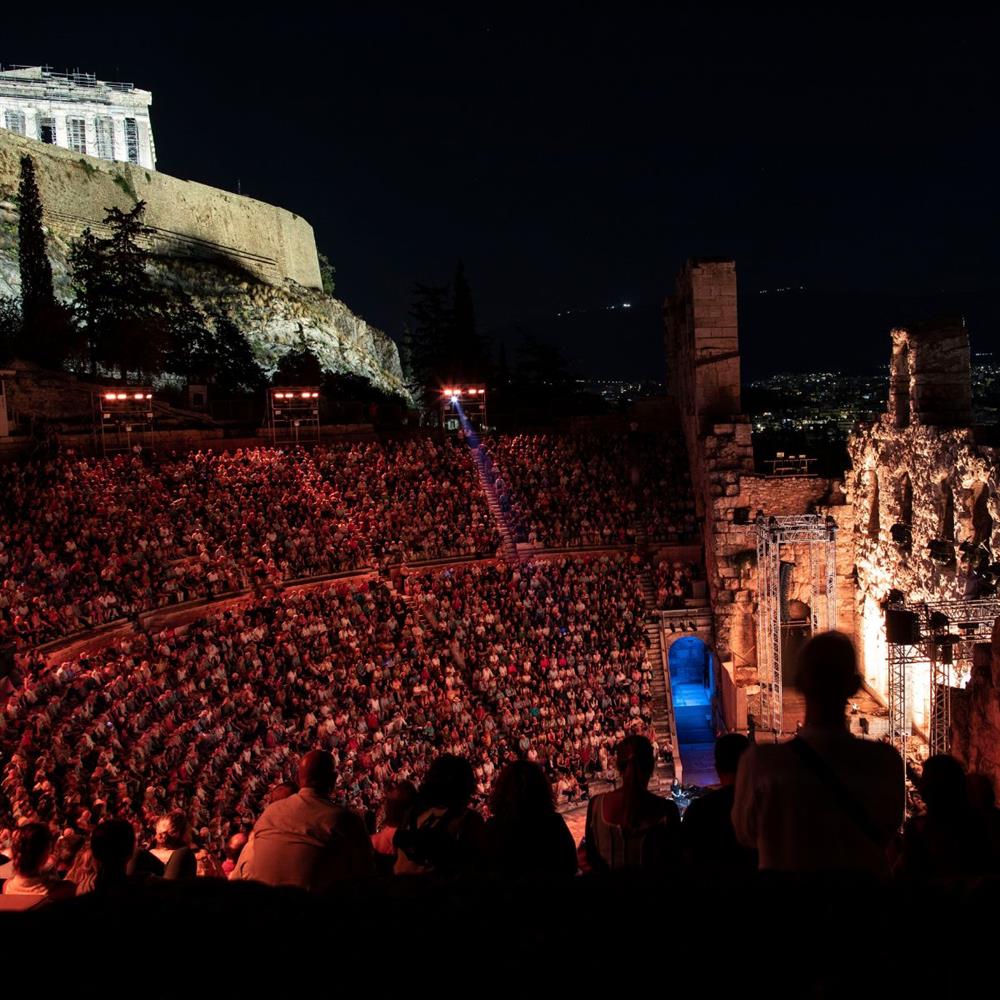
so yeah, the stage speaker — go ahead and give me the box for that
[886,608,921,645]
[732,507,751,526]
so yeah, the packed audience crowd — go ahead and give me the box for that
[485,432,697,548]
[655,559,702,610]
[0,440,500,648]
[0,556,658,867]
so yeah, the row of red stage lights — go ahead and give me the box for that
[104,392,153,400]
[273,391,320,399]
[441,388,485,396]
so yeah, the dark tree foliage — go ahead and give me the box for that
[16,155,55,328]
[318,252,336,295]
[210,313,266,396]
[69,202,170,378]
[405,264,490,410]
[12,155,79,368]
[0,296,21,362]
[275,334,323,386]
[488,328,607,428]
[406,283,452,404]
[164,294,264,396]
[450,260,489,383]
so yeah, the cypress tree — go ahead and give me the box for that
[17,155,55,328]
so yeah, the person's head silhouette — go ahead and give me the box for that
[795,631,862,727]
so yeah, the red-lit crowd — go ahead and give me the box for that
[0,556,659,870]
[0,440,500,648]
[655,559,701,610]
[486,432,697,548]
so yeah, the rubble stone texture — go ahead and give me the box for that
[850,322,998,737]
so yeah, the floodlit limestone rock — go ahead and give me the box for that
[0,130,409,400]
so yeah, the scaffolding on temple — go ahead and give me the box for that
[745,513,838,736]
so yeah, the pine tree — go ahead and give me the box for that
[17,155,55,329]
[408,283,452,396]
[69,201,169,378]
[450,260,489,382]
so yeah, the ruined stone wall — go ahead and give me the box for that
[849,416,999,719]
[850,321,999,729]
[0,130,321,289]
[951,627,1000,787]
[664,260,854,697]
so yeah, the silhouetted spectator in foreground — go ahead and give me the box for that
[240,750,374,890]
[92,820,140,892]
[483,761,578,878]
[372,780,417,875]
[394,755,485,876]
[682,733,756,875]
[967,772,1000,862]
[585,735,680,873]
[732,631,904,875]
[1,823,74,899]
[897,755,994,879]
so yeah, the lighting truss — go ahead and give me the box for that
[266,387,321,447]
[885,602,921,759]
[92,388,155,456]
[922,599,998,755]
[744,514,838,736]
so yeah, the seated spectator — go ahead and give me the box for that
[483,761,577,878]
[1,822,74,899]
[681,733,756,875]
[66,843,98,895]
[130,810,196,880]
[239,750,374,890]
[394,755,485,876]
[732,631,904,874]
[585,735,680,872]
[222,832,249,879]
[371,780,416,875]
[897,755,995,879]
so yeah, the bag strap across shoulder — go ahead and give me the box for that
[789,736,885,847]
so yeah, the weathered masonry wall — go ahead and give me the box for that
[665,259,856,728]
[849,322,999,734]
[0,130,321,289]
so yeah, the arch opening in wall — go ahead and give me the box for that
[891,472,914,550]
[782,600,811,686]
[929,479,957,566]
[867,470,881,540]
[970,482,993,552]
[668,635,719,785]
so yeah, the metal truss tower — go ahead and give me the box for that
[885,597,1000,757]
[747,514,838,736]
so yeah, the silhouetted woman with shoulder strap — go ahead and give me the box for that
[585,735,680,873]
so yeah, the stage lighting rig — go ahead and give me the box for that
[267,387,321,446]
[93,387,155,455]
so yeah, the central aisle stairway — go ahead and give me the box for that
[639,564,680,791]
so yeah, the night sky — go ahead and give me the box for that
[4,11,999,378]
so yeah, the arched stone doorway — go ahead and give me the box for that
[668,634,718,786]
[782,599,812,686]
